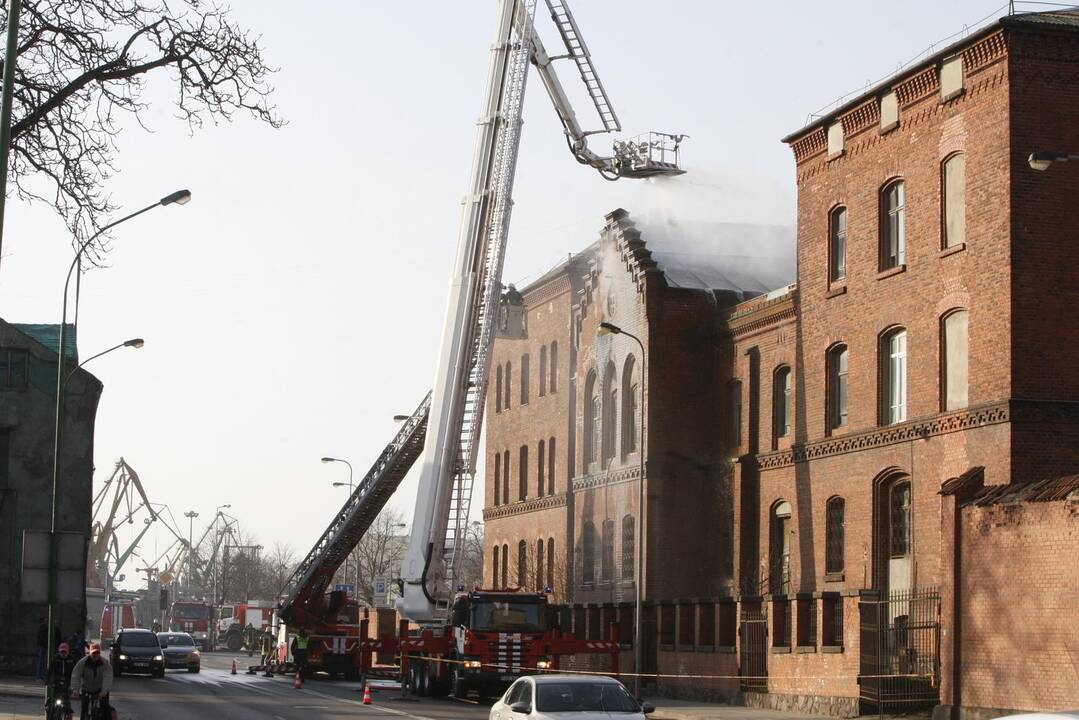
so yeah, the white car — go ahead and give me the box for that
[490,675,654,720]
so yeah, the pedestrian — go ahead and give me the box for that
[67,631,87,662]
[45,641,78,715]
[71,643,113,720]
[36,617,48,680]
[290,628,310,676]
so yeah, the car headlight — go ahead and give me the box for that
[463,660,482,669]
[192,650,200,656]
[536,659,552,669]
[118,654,128,660]
[153,655,164,661]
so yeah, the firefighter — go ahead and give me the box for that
[290,628,310,676]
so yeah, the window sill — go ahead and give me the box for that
[822,645,844,654]
[824,572,845,583]
[796,645,818,654]
[826,424,849,439]
[771,646,792,654]
[941,87,966,104]
[716,645,736,654]
[880,121,899,135]
[876,264,906,281]
[695,645,715,654]
[825,284,847,299]
[827,150,845,162]
[939,243,966,258]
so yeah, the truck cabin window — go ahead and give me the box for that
[471,600,544,632]
[174,606,209,620]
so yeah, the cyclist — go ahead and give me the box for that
[70,643,112,720]
[45,642,78,717]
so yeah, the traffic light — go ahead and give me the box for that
[159,587,169,611]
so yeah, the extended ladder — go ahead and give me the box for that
[278,391,432,625]
[545,0,621,134]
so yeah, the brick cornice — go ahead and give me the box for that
[524,274,571,306]
[724,292,798,338]
[572,464,642,491]
[483,492,567,520]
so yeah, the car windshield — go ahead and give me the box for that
[471,600,544,632]
[158,634,193,647]
[173,605,209,620]
[535,682,639,713]
[121,633,159,647]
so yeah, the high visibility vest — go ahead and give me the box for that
[296,636,309,650]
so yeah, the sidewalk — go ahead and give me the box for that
[649,697,829,720]
[0,675,40,700]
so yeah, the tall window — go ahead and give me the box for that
[504,361,512,410]
[495,365,503,413]
[770,500,792,595]
[728,380,743,447]
[548,437,556,495]
[520,353,530,405]
[537,439,546,496]
[621,515,635,582]
[826,497,845,575]
[582,522,596,584]
[539,346,548,397]
[518,445,528,500]
[889,481,911,557]
[518,540,528,587]
[602,363,618,461]
[830,206,847,282]
[494,455,501,506]
[547,538,555,590]
[0,349,28,388]
[501,543,508,589]
[942,310,969,411]
[493,545,500,588]
[773,366,792,440]
[828,345,849,430]
[585,371,599,467]
[549,342,558,393]
[601,519,615,583]
[882,328,907,424]
[881,180,906,269]
[502,450,510,504]
[943,154,966,249]
[535,540,545,590]
[622,356,638,455]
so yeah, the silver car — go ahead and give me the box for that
[490,675,654,720]
[156,632,201,673]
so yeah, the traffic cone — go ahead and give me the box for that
[362,682,372,705]
[294,671,303,689]
[231,658,237,675]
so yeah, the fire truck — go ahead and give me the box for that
[100,602,136,647]
[269,0,682,694]
[169,600,212,649]
[217,601,275,651]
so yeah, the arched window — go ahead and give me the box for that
[550,342,558,392]
[890,481,911,558]
[773,366,792,441]
[881,328,907,424]
[546,538,555,590]
[502,450,510,505]
[602,362,618,461]
[539,346,548,397]
[942,309,969,411]
[504,360,512,410]
[501,543,508,589]
[492,544,500,588]
[621,515,635,582]
[830,206,848,282]
[828,345,849,430]
[496,365,503,413]
[942,154,966,249]
[769,500,792,595]
[537,439,546,496]
[881,180,906,269]
[535,539,545,590]
[727,380,743,448]
[601,519,615,582]
[622,355,638,455]
[826,497,845,575]
[518,445,528,500]
[585,370,599,467]
[518,540,527,587]
[521,353,530,405]
[582,522,596,584]
[494,454,501,506]
[548,437,556,495]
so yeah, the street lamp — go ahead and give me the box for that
[62,338,144,390]
[597,320,646,699]
[323,457,357,598]
[184,511,199,594]
[1028,150,1079,171]
[211,504,230,648]
[47,190,190,658]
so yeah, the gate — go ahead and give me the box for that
[739,602,767,691]
[859,587,941,712]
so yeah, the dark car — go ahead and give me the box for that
[156,632,201,673]
[110,628,164,677]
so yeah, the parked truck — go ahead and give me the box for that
[169,600,212,649]
[217,601,275,651]
[100,602,136,647]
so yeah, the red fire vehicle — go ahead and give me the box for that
[100,602,135,647]
[217,601,275,651]
[169,600,212,649]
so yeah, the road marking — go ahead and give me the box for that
[299,688,441,720]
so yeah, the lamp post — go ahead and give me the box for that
[211,504,230,648]
[597,320,646,699]
[323,457,357,597]
[184,511,199,595]
[1028,150,1079,171]
[47,190,190,658]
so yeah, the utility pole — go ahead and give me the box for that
[0,0,23,272]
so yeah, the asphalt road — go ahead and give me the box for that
[99,652,494,720]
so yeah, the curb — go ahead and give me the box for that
[0,686,42,699]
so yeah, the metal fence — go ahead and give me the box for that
[859,587,941,712]
[739,603,768,691]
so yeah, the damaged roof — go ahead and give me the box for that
[10,323,78,362]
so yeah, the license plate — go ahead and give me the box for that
[134,662,148,666]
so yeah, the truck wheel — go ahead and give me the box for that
[226,633,243,652]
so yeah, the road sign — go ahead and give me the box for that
[335,583,355,598]
[373,578,388,607]
[159,571,174,583]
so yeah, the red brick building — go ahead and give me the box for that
[483,8,1079,718]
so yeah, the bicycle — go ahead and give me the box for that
[78,691,107,720]
[44,688,72,720]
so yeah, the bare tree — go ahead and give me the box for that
[455,521,485,591]
[2,0,282,256]
[335,509,408,607]
[264,541,297,599]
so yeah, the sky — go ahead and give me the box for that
[0,0,1027,590]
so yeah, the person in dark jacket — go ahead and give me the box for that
[71,643,112,720]
[290,628,310,675]
[46,642,78,714]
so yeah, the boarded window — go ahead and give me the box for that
[601,519,615,582]
[880,91,899,132]
[882,329,907,424]
[830,206,847,282]
[504,361,512,409]
[826,497,845,574]
[537,439,546,496]
[829,345,848,429]
[943,310,969,411]
[582,522,596,584]
[496,365,503,413]
[728,380,742,448]
[535,540,545,590]
[549,342,558,392]
[890,481,911,557]
[621,356,638,455]
[827,122,844,157]
[501,543,508,589]
[518,540,528,587]
[773,366,792,440]
[943,154,966,248]
[519,445,528,500]
[502,450,510,504]
[546,538,555,590]
[521,354,530,404]
[881,181,906,269]
[940,55,964,101]
[539,346,547,397]
[494,455,501,506]
[621,515,635,581]
[492,545,500,587]
[603,363,618,461]
[0,348,29,388]
[586,371,600,467]
[548,437,556,495]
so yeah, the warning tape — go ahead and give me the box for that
[398,653,934,682]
